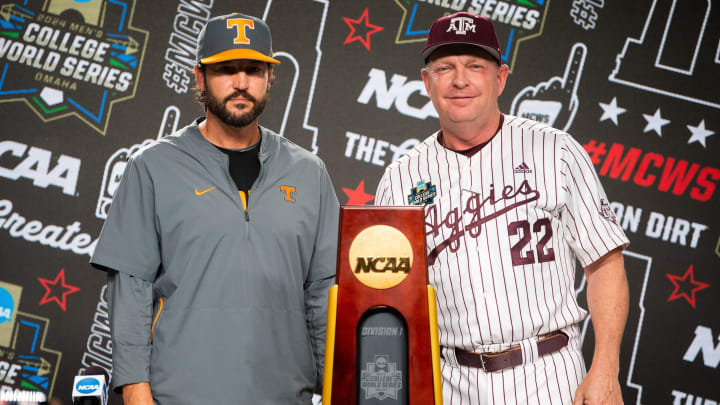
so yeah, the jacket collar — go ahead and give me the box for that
[166,117,280,163]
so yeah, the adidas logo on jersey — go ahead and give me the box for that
[514,163,532,174]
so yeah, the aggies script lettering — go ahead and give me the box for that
[426,179,546,266]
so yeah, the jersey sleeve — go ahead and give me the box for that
[374,168,393,206]
[107,271,154,392]
[558,135,630,267]
[90,155,161,281]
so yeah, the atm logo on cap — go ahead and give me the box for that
[75,377,101,394]
[447,16,475,35]
[227,18,254,44]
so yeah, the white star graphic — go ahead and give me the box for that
[642,108,670,137]
[599,97,626,126]
[686,120,715,148]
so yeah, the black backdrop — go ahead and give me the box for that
[0,0,718,404]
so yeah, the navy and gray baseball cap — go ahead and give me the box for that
[196,13,280,65]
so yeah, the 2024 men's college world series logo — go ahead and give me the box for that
[393,0,549,71]
[0,281,62,402]
[360,354,403,401]
[0,0,148,134]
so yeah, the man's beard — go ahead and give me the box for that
[204,85,268,128]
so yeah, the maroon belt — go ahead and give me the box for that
[449,332,568,372]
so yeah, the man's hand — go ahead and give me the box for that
[573,366,623,405]
[122,382,153,405]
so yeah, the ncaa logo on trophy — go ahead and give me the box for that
[350,225,412,289]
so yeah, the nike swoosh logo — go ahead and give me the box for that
[195,186,216,195]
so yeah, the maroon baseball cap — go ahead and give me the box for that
[422,12,502,64]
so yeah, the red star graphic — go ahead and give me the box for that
[343,180,375,205]
[343,8,384,51]
[38,268,80,311]
[666,265,710,308]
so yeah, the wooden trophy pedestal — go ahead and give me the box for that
[323,206,441,405]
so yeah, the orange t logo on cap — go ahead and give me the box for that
[227,18,254,44]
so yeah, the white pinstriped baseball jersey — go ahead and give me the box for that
[375,115,629,351]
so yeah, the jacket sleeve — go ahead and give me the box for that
[107,271,154,393]
[304,162,339,391]
[90,155,161,281]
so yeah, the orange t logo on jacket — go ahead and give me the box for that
[227,18,254,44]
[280,185,296,202]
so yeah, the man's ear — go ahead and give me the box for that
[194,65,205,91]
[496,64,509,96]
[421,67,431,95]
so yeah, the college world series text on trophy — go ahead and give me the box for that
[323,206,442,405]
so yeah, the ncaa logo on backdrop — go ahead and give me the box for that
[0,0,148,134]
[393,0,549,71]
[0,282,22,343]
[0,287,14,323]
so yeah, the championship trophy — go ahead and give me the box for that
[323,206,442,405]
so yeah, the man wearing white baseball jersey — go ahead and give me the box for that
[375,12,630,405]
